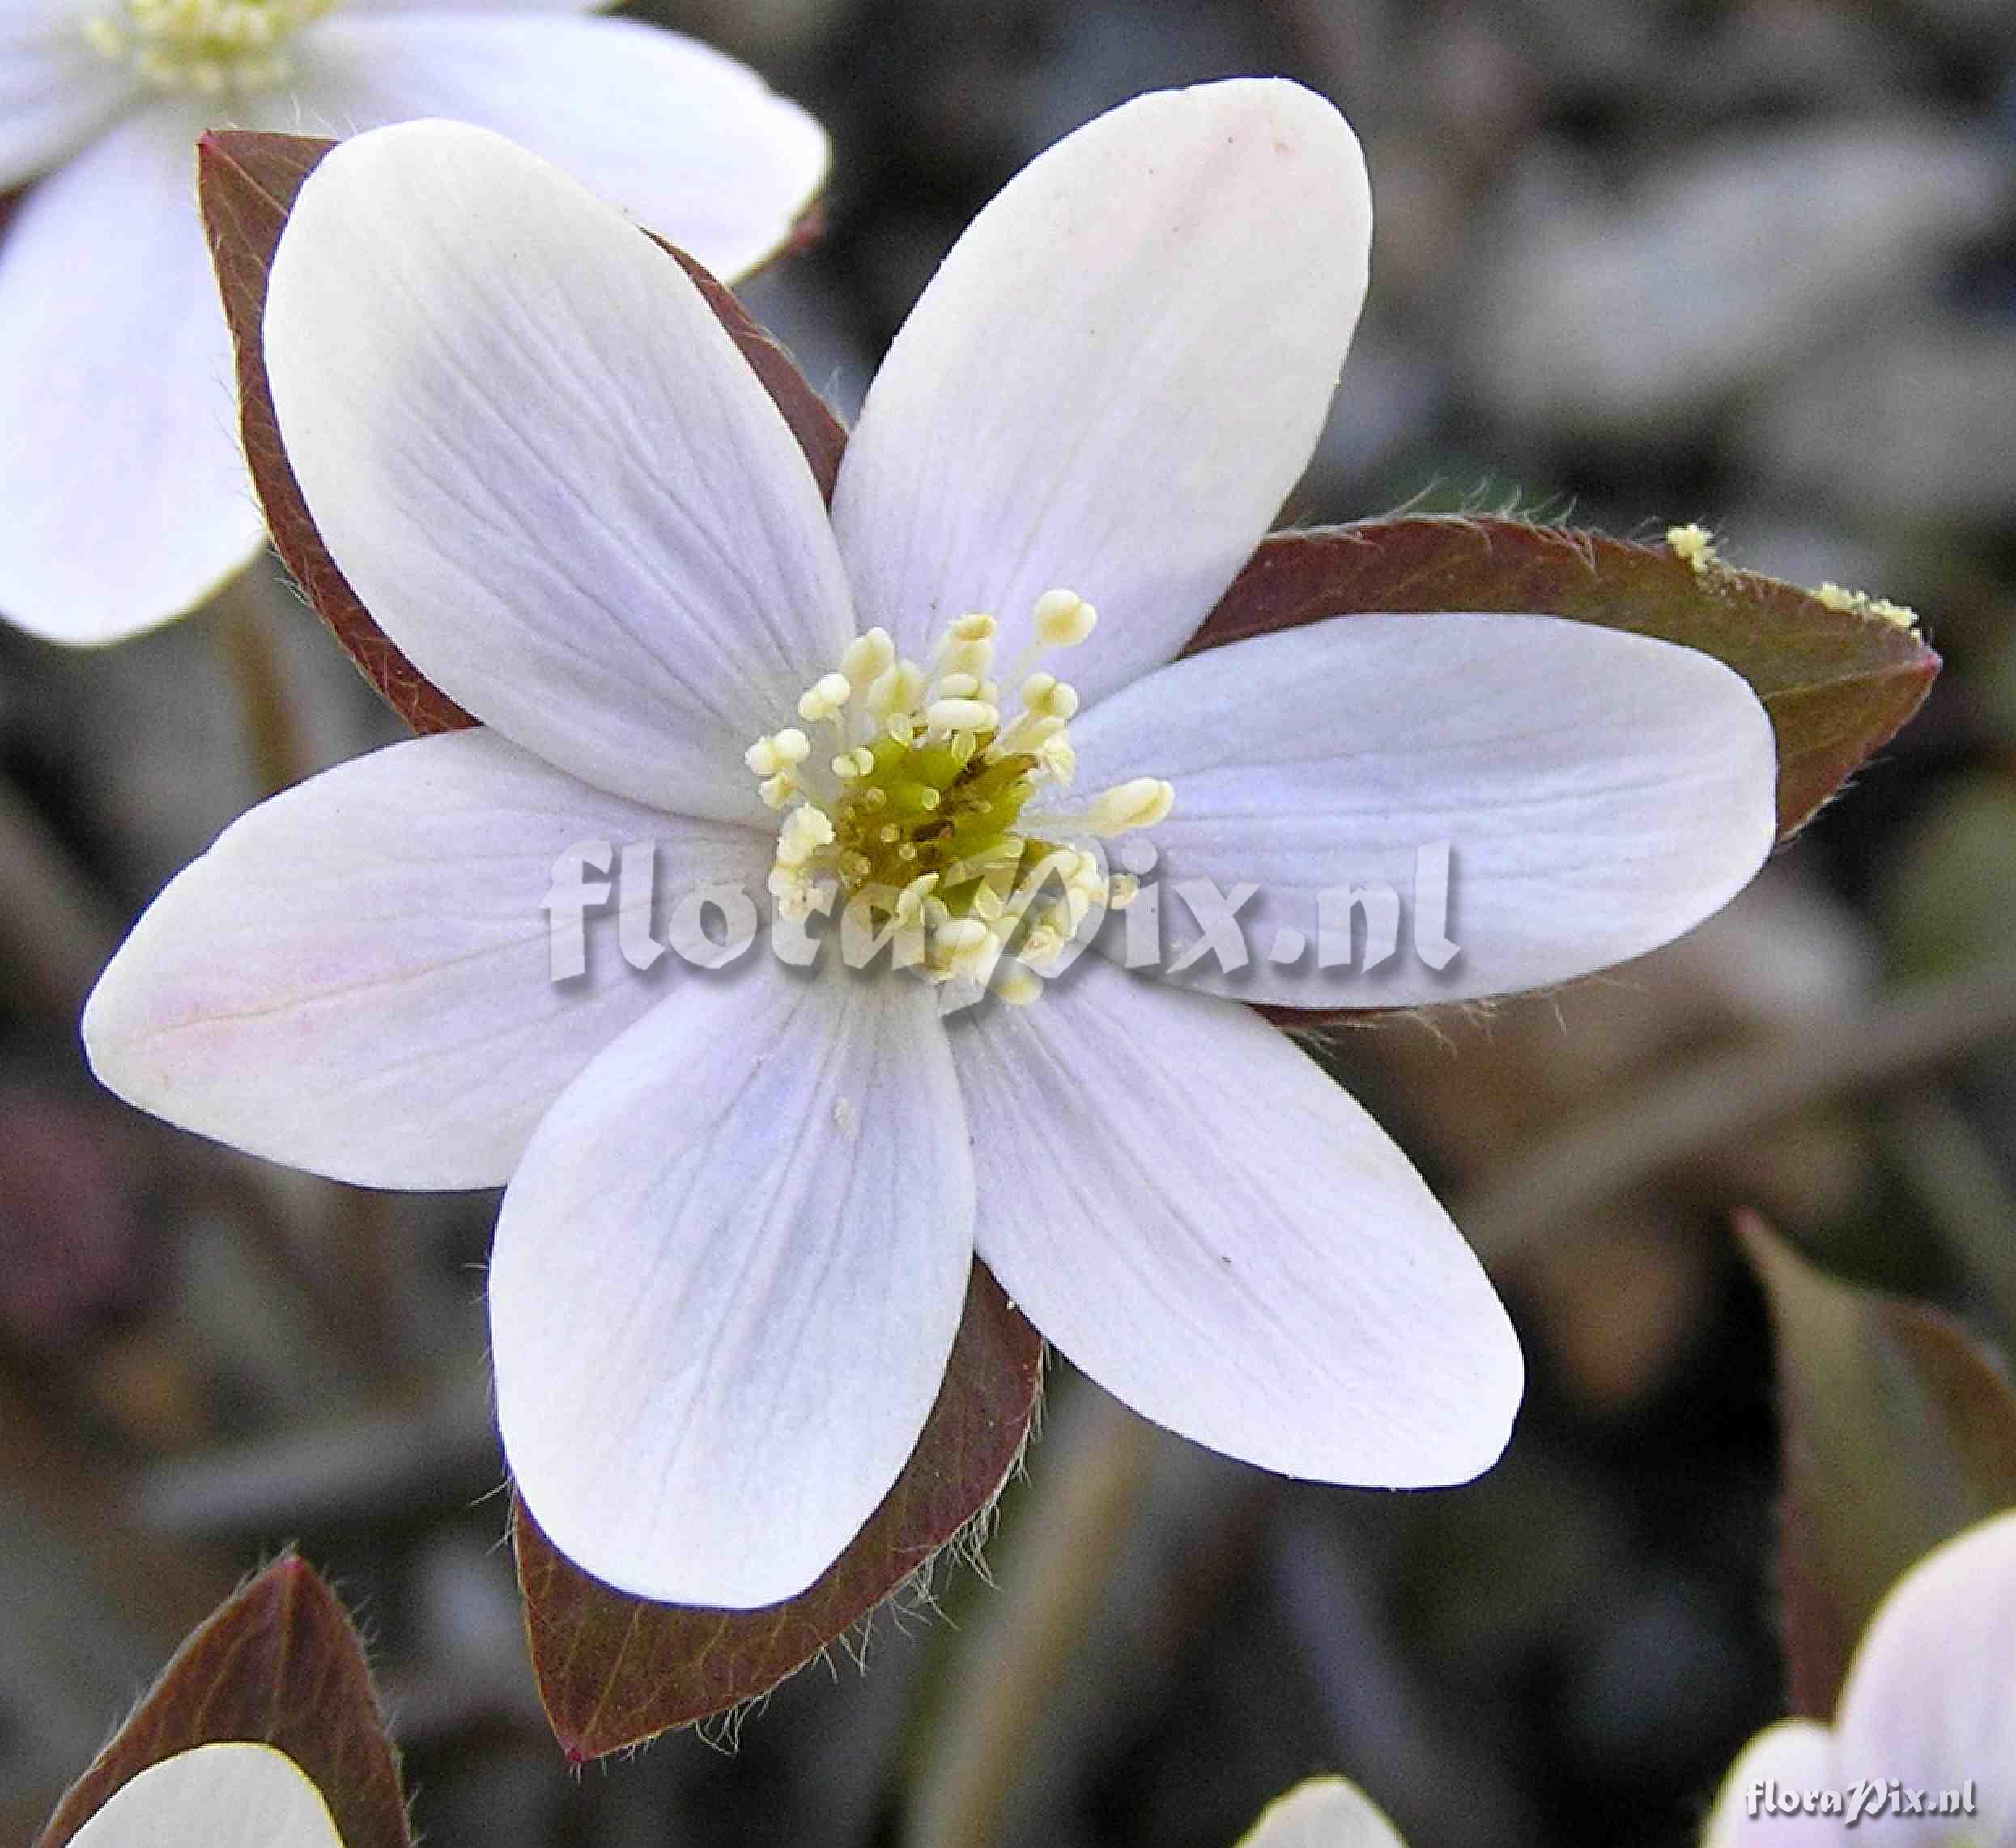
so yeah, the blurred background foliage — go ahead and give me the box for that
[2,0,2014,1843]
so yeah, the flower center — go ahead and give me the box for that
[82,0,337,94]
[750,590,1172,1004]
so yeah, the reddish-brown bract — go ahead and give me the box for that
[36,1556,410,1848]
[1189,518,1938,843]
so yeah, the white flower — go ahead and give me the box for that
[83,82,1777,1609]
[70,1743,342,1848]
[1238,1778,1409,1848]
[0,0,826,645]
[1703,1509,2016,1846]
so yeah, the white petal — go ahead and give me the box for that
[1237,1778,1411,1848]
[84,728,768,1190]
[829,78,1369,705]
[72,1744,343,1848]
[0,102,266,645]
[263,118,855,824]
[1699,1721,1844,1846]
[0,0,134,185]
[1835,1510,2016,1843]
[290,15,826,282]
[1061,613,1776,1007]
[951,956,1520,1487]
[492,957,975,1607]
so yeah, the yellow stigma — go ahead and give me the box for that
[754,590,1171,1002]
[82,0,338,94]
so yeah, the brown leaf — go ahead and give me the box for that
[513,1262,1043,1757]
[36,1555,409,1848]
[1738,1210,2016,1718]
[1189,517,1940,841]
[195,129,848,731]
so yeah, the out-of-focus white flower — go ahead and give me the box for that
[1703,1509,2016,1844]
[1237,1777,1410,1847]
[0,0,826,644]
[84,83,1776,1609]
[70,1743,342,1848]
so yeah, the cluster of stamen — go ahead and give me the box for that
[749,590,1172,1005]
[82,0,337,94]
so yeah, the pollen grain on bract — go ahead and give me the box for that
[81,0,338,92]
[748,588,1168,1006]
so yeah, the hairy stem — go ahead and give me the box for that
[906,1389,1157,1848]
[212,568,309,796]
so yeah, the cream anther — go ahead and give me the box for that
[997,965,1044,1007]
[797,672,852,723]
[1019,671,1079,719]
[776,807,834,865]
[840,628,895,684]
[1082,777,1175,836]
[933,916,997,980]
[926,696,999,735]
[939,645,992,683]
[866,662,924,721]
[1020,922,1065,966]
[744,728,810,776]
[894,872,940,920]
[1032,589,1096,647]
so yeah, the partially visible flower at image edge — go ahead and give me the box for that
[1702,1509,2016,1846]
[83,80,1779,1609]
[1239,1777,1410,1847]
[0,0,826,644]
[66,1742,343,1848]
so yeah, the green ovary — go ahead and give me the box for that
[830,733,1047,906]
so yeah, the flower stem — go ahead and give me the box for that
[211,569,309,797]
[1457,954,2016,1262]
[0,770,118,1021]
[905,1387,1157,1848]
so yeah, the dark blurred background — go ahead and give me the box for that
[2,1,2014,1843]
